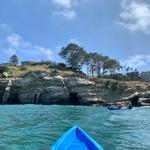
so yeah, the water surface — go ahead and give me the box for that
[0,105,149,150]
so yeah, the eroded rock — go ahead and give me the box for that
[0,72,150,106]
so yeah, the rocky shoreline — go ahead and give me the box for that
[0,71,150,106]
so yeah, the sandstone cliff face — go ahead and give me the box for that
[0,72,150,106]
[0,73,69,104]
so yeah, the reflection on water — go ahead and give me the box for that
[0,105,150,150]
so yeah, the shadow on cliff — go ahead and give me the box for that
[69,92,80,105]
[7,93,21,104]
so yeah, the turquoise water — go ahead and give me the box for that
[0,105,150,150]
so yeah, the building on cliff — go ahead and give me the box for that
[21,60,54,66]
[126,71,141,81]
[141,71,150,82]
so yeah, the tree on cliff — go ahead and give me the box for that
[86,52,98,76]
[94,53,105,77]
[84,53,122,76]
[59,43,86,70]
[83,52,91,76]
[9,54,19,66]
[59,43,123,76]
[103,58,121,75]
[84,52,109,77]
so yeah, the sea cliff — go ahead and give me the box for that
[0,71,150,106]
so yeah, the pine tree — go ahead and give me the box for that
[9,54,19,66]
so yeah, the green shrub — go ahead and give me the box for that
[0,66,9,74]
[20,66,27,71]
[103,74,128,81]
[50,70,58,76]
[57,63,66,68]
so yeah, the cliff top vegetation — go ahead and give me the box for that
[0,43,146,82]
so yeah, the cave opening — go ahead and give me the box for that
[131,95,139,106]
[69,92,80,105]
[0,88,6,104]
[8,93,21,104]
[33,94,38,104]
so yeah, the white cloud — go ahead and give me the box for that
[121,54,150,69]
[4,33,53,60]
[4,47,16,56]
[0,23,12,33]
[6,33,22,47]
[117,0,150,33]
[52,0,76,19]
[53,9,76,19]
[34,45,53,59]
[52,0,71,8]
[52,0,90,19]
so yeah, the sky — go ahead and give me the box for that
[0,0,150,71]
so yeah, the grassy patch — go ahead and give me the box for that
[1,65,85,78]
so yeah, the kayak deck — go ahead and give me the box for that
[52,126,104,150]
[65,136,89,150]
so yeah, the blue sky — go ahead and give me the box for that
[0,0,150,71]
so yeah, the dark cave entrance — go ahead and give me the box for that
[0,87,6,104]
[69,92,80,105]
[33,94,38,104]
[8,93,21,104]
[131,95,140,106]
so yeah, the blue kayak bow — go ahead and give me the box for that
[51,126,104,150]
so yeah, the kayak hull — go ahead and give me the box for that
[107,106,129,110]
[52,126,104,150]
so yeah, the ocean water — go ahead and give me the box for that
[0,105,149,150]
